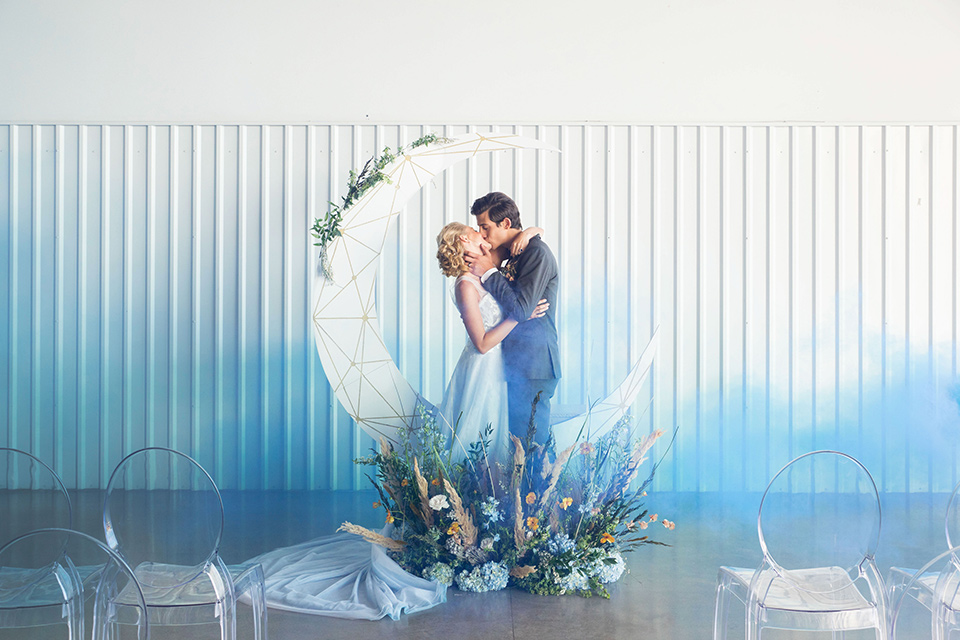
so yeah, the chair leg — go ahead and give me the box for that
[746,604,762,640]
[219,600,238,640]
[66,594,84,640]
[251,581,267,640]
[713,582,730,640]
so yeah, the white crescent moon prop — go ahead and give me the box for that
[312,133,658,446]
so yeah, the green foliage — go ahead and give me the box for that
[311,133,452,278]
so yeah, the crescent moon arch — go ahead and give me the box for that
[311,133,659,446]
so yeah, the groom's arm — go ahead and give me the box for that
[483,244,554,323]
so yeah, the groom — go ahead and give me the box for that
[464,192,561,445]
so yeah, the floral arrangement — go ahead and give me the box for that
[312,133,451,278]
[341,403,675,598]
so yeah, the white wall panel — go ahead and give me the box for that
[2,123,959,492]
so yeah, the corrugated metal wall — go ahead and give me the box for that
[2,124,958,492]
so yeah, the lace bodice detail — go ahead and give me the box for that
[454,275,503,331]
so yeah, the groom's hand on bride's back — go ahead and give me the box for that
[464,244,497,278]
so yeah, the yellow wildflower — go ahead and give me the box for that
[431,478,441,486]
[386,513,395,524]
[401,478,409,487]
[525,492,536,505]
[600,532,615,545]
[526,517,540,531]
[559,497,573,510]
[447,522,461,535]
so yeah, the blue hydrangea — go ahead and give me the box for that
[556,568,589,593]
[596,551,626,584]
[422,562,454,586]
[583,550,626,584]
[455,561,509,592]
[480,561,509,591]
[547,533,575,555]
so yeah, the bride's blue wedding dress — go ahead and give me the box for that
[248,275,509,619]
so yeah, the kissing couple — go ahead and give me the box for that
[435,192,562,461]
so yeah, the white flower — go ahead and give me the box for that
[429,495,450,511]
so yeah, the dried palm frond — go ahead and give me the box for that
[443,478,478,546]
[509,565,536,579]
[537,443,576,510]
[413,457,433,527]
[338,522,406,552]
[602,429,665,502]
[510,435,526,490]
[513,484,526,549]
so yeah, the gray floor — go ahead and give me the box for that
[2,490,951,639]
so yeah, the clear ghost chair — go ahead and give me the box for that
[888,483,960,639]
[0,448,81,637]
[102,448,266,640]
[0,528,148,640]
[713,450,888,640]
[890,545,960,640]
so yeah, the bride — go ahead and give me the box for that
[435,221,547,461]
[248,222,545,620]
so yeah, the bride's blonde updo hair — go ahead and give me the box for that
[436,222,471,277]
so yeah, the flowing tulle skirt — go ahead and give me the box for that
[249,529,446,620]
[438,343,510,461]
[248,341,506,619]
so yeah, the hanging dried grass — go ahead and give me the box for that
[338,522,406,552]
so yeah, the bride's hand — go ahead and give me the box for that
[529,299,549,320]
[510,228,539,256]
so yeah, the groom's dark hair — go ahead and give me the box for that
[471,192,523,230]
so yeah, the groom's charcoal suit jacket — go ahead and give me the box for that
[484,235,561,381]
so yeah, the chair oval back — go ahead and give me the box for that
[103,448,224,589]
[890,544,960,640]
[0,449,73,568]
[944,481,960,551]
[0,528,149,640]
[757,451,881,586]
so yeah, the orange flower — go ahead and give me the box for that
[431,478,441,486]
[372,501,381,509]
[401,478,409,487]
[639,520,648,530]
[559,497,573,510]
[447,522,461,535]
[650,513,658,522]
[526,517,540,531]
[386,513,395,524]
[600,532,615,544]
[525,492,537,505]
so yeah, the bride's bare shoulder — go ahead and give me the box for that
[455,275,482,302]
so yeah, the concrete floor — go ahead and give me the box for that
[0,489,950,639]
